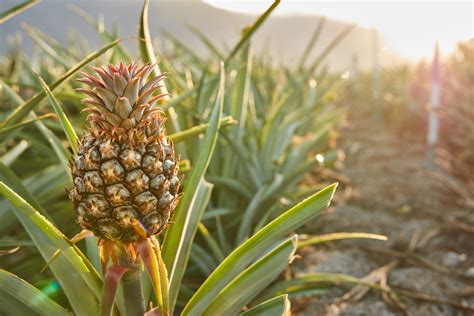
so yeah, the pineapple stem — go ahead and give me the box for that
[118,250,145,316]
[121,269,145,316]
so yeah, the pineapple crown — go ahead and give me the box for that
[78,62,168,144]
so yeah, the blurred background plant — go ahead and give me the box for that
[344,38,474,207]
[1,0,472,314]
[0,1,391,315]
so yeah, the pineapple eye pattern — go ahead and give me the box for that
[68,63,181,242]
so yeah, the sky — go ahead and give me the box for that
[204,1,473,59]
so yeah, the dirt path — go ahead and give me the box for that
[295,112,474,315]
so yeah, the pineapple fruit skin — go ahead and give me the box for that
[68,63,180,242]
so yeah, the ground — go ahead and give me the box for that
[294,110,474,315]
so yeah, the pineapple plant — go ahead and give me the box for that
[0,1,358,315]
[69,62,181,243]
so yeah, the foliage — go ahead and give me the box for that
[435,40,474,183]
[0,1,385,314]
[346,39,473,192]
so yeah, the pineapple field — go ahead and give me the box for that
[1,1,473,315]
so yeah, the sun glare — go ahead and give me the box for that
[204,1,473,59]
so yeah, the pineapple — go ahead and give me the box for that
[68,62,180,243]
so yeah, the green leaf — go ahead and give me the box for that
[36,75,79,155]
[161,30,206,67]
[0,161,51,220]
[34,119,71,173]
[297,17,326,69]
[1,140,28,166]
[201,207,234,220]
[226,0,281,62]
[0,0,38,24]
[189,243,217,275]
[187,24,225,60]
[202,236,297,315]
[1,81,71,174]
[163,179,214,311]
[139,0,182,138]
[68,4,131,61]
[298,232,388,248]
[0,165,69,233]
[216,43,252,211]
[85,236,101,273]
[22,24,70,68]
[207,176,252,199]
[138,0,158,70]
[197,223,225,262]
[0,114,55,136]
[0,40,119,131]
[169,116,235,144]
[0,239,34,247]
[138,238,164,313]
[0,269,70,316]
[22,23,78,61]
[162,75,220,111]
[182,183,337,315]
[235,185,267,244]
[162,64,225,312]
[154,239,170,315]
[230,43,252,135]
[261,272,381,301]
[0,181,102,315]
[239,294,290,316]
[307,24,355,74]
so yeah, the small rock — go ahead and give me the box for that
[466,267,474,277]
[441,251,466,267]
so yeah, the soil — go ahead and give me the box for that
[293,111,474,315]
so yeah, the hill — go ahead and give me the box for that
[1,0,397,71]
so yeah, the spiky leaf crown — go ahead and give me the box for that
[78,62,167,144]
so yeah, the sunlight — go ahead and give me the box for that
[205,1,473,59]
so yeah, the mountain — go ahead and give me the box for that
[0,0,397,71]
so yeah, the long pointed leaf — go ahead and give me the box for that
[151,237,170,314]
[298,17,326,69]
[164,179,214,311]
[226,0,280,62]
[182,183,337,315]
[202,236,297,315]
[0,40,119,130]
[298,232,388,248]
[1,80,71,174]
[162,66,225,312]
[36,75,79,155]
[22,23,70,68]
[197,223,225,262]
[0,269,69,316]
[169,116,235,144]
[68,4,131,61]
[0,0,38,24]
[187,24,224,60]
[261,272,382,301]
[0,181,102,315]
[0,114,54,136]
[0,161,50,220]
[0,140,29,166]
[239,294,290,316]
[139,0,183,140]
[138,238,164,313]
[307,24,355,74]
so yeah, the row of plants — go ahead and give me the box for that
[0,1,385,315]
[414,39,474,187]
[346,39,473,205]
